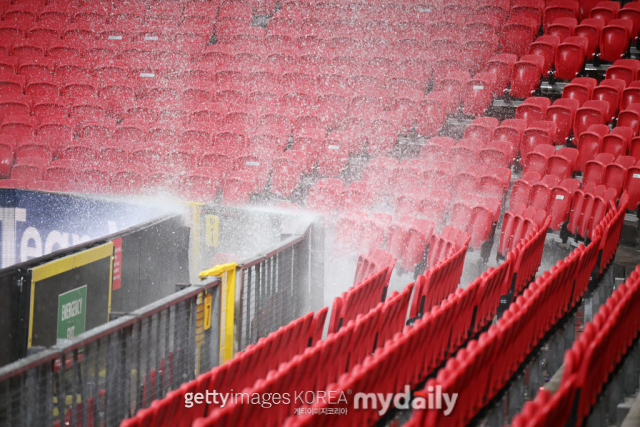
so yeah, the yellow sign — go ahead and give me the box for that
[204,293,212,330]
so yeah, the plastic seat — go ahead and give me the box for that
[0,143,14,178]
[18,56,55,81]
[619,2,640,39]
[464,117,500,143]
[592,79,626,122]
[39,4,72,27]
[562,77,598,106]
[485,54,517,93]
[576,119,604,167]
[548,184,574,229]
[44,161,77,184]
[11,161,46,183]
[500,19,538,57]
[521,120,557,157]
[605,59,640,85]
[574,18,605,58]
[516,97,551,125]
[602,126,633,158]
[510,55,545,98]
[523,143,556,175]
[590,1,621,25]
[623,165,640,209]
[0,115,36,143]
[111,170,145,194]
[528,35,560,74]
[463,73,495,116]
[545,0,580,30]
[547,148,578,179]
[617,103,640,135]
[530,174,561,210]
[0,95,31,120]
[0,22,27,45]
[583,153,615,187]
[603,161,628,197]
[554,36,589,80]
[600,19,634,62]
[573,100,609,137]
[621,82,640,111]
[546,98,579,144]
[547,17,578,42]
[630,136,640,161]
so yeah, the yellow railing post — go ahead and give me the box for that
[199,262,237,363]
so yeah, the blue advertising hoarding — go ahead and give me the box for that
[0,190,176,268]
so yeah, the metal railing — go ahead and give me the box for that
[236,231,311,351]
[195,205,325,360]
[0,277,221,427]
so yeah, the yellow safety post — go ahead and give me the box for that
[200,262,237,363]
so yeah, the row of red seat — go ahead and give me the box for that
[352,247,395,287]
[578,123,640,171]
[408,226,470,319]
[384,216,433,273]
[0,0,251,29]
[511,263,640,427]
[327,261,394,334]
[511,2,640,98]
[407,193,628,426]
[280,241,533,427]
[510,172,579,230]
[414,242,596,426]
[182,282,414,427]
[497,203,548,258]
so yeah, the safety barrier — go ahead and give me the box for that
[0,278,220,427]
[121,308,328,427]
[0,213,189,368]
[192,205,325,357]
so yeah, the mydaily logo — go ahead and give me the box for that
[353,385,458,416]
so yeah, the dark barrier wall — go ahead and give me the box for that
[0,191,190,367]
[111,216,190,312]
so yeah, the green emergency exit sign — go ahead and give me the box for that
[57,285,87,341]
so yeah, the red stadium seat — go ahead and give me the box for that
[592,79,626,123]
[600,19,634,62]
[544,98,579,145]
[528,35,560,75]
[619,2,640,39]
[602,126,633,158]
[554,36,589,80]
[564,77,598,108]
[605,59,640,85]
[485,54,517,93]
[573,100,609,138]
[547,17,578,42]
[510,55,545,98]
[618,103,640,135]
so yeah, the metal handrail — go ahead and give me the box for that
[0,277,221,383]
